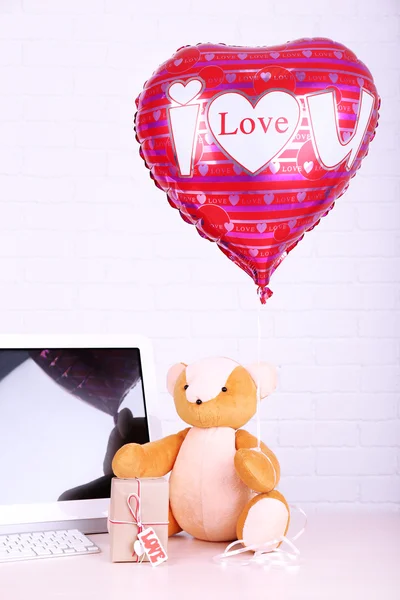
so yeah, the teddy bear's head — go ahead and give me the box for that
[167,357,277,429]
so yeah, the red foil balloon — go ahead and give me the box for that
[135,38,379,302]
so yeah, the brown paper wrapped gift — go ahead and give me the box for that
[109,477,169,563]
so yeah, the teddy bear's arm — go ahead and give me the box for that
[234,429,281,493]
[112,428,190,479]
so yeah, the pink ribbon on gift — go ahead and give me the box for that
[108,479,169,562]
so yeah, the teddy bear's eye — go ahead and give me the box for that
[184,384,189,390]
[221,387,228,392]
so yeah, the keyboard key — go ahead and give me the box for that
[20,550,36,558]
[35,548,52,556]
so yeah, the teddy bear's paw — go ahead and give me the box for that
[237,491,290,551]
[112,443,146,478]
[234,448,278,493]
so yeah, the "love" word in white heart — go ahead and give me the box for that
[207,91,300,173]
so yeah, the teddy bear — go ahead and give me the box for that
[112,357,289,550]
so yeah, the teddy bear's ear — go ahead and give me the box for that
[245,362,277,399]
[166,362,187,396]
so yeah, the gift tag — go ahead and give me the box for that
[137,527,168,567]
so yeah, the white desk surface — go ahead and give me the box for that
[1,512,399,600]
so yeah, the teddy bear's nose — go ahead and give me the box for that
[196,399,202,405]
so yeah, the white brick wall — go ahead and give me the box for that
[0,0,399,510]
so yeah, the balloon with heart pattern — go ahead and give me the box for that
[135,38,379,302]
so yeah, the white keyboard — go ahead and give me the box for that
[0,529,101,563]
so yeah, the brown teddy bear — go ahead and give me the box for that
[112,357,289,549]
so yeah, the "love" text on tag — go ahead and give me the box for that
[137,528,168,567]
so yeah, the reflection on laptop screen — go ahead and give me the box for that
[0,349,149,505]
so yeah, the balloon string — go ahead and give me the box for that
[256,301,262,449]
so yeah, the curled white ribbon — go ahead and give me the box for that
[213,505,307,570]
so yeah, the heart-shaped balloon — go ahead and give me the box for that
[135,38,379,302]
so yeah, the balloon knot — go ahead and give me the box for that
[258,286,273,304]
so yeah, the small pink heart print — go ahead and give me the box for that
[199,164,209,176]
[269,161,280,174]
[297,191,306,202]
[264,193,274,205]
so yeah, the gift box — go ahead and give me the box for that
[109,477,169,563]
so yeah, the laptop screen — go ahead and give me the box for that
[0,349,149,506]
